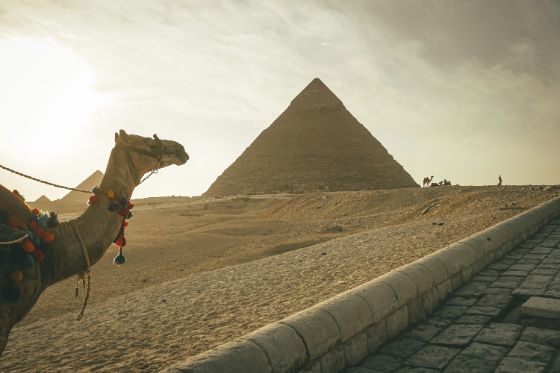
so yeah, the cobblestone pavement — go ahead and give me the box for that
[347,218,560,373]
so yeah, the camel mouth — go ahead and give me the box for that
[176,151,189,165]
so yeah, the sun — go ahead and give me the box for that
[0,37,104,156]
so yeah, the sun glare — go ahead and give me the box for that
[0,37,103,154]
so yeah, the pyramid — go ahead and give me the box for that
[204,78,418,197]
[33,195,51,204]
[30,195,53,211]
[59,170,104,204]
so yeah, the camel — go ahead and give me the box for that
[429,179,451,187]
[422,176,434,187]
[0,130,188,355]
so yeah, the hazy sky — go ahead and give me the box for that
[0,0,559,201]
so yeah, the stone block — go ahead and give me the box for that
[318,292,373,342]
[386,307,408,338]
[430,324,483,347]
[456,315,491,325]
[436,280,453,300]
[455,281,488,297]
[450,273,463,291]
[406,345,460,369]
[504,213,538,241]
[495,357,548,373]
[474,323,522,347]
[460,342,508,362]
[443,355,496,373]
[475,294,513,309]
[404,323,443,342]
[464,225,509,256]
[344,332,368,366]
[434,243,476,277]
[353,281,398,322]
[425,317,454,329]
[520,326,560,348]
[380,337,425,359]
[366,319,387,353]
[472,274,498,282]
[169,339,272,373]
[465,305,502,317]
[522,296,560,319]
[507,341,556,363]
[361,353,403,372]
[482,286,512,295]
[473,255,495,273]
[461,266,473,283]
[416,256,448,284]
[379,271,417,307]
[407,297,427,325]
[281,307,340,361]
[320,345,345,373]
[299,360,321,373]
[434,305,468,320]
[420,288,440,315]
[398,263,435,294]
[246,322,307,373]
[446,296,478,307]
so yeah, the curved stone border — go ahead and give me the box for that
[165,196,560,373]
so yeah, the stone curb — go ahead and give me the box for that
[164,196,560,373]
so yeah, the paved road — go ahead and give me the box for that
[347,218,560,373]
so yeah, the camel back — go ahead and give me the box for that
[0,185,32,230]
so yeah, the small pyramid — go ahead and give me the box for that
[60,170,104,204]
[204,78,418,196]
[29,194,53,211]
[33,195,51,204]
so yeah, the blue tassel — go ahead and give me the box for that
[113,248,125,266]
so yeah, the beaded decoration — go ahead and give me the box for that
[88,187,134,266]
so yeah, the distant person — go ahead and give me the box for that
[498,175,502,186]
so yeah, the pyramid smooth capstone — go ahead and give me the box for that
[204,78,418,196]
[522,296,560,319]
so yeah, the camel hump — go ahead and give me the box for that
[0,185,32,230]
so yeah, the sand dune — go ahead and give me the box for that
[1,185,558,371]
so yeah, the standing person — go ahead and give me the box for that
[498,175,502,186]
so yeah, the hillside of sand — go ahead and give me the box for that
[1,185,559,371]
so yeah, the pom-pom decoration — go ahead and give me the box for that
[113,248,126,266]
[21,239,36,254]
[88,195,99,205]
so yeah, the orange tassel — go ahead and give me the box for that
[21,239,36,253]
[43,231,55,243]
[33,249,45,262]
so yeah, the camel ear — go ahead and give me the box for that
[117,129,131,144]
[114,132,119,143]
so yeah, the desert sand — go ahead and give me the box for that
[0,185,558,372]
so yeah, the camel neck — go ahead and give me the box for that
[43,147,138,286]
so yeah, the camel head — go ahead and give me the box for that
[114,130,189,183]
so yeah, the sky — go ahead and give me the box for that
[0,0,559,201]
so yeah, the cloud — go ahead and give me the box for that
[0,0,558,200]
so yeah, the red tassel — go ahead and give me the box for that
[33,249,45,262]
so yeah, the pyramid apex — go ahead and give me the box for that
[291,78,342,109]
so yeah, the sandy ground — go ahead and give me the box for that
[1,185,559,371]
